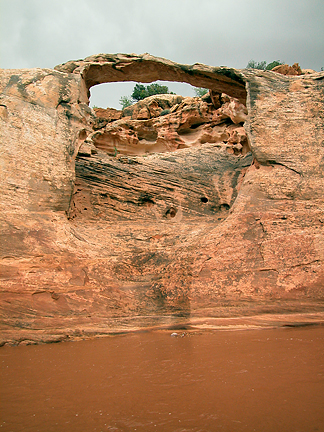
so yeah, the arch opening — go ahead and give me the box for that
[66,54,252,223]
[89,81,198,110]
[84,80,249,158]
[76,53,247,103]
[55,53,250,158]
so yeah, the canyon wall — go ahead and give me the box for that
[1,54,324,344]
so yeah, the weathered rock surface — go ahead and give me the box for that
[272,62,303,76]
[55,53,247,103]
[70,145,252,222]
[1,53,324,345]
[89,92,249,156]
[93,106,122,122]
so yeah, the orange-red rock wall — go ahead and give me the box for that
[0,55,323,344]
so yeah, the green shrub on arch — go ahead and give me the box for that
[246,59,284,70]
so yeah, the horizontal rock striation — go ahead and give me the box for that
[70,145,252,222]
[1,54,324,345]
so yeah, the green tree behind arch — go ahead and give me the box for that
[131,83,174,102]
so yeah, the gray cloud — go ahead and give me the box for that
[1,0,323,108]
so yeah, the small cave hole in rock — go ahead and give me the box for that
[78,129,88,140]
[138,194,155,207]
[190,122,204,130]
[200,197,209,203]
[220,203,230,211]
[165,207,177,218]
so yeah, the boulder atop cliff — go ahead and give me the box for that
[272,62,303,75]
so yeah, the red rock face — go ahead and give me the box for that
[0,54,324,345]
[93,107,122,122]
[87,92,249,156]
[272,63,303,76]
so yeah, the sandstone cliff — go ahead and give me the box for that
[1,54,324,345]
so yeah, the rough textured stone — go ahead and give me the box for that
[272,62,303,76]
[87,93,249,156]
[122,94,184,119]
[0,53,324,345]
[0,68,90,213]
[93,107,122,122]
[70,145,252,221]
[302,68,317,75]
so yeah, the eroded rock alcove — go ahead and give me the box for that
[71,85,251,222]
[0,53,324,345]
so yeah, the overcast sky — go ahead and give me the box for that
[1,0,323,108]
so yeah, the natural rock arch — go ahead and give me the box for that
[54,53,247,104]
[55,55,251,223]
